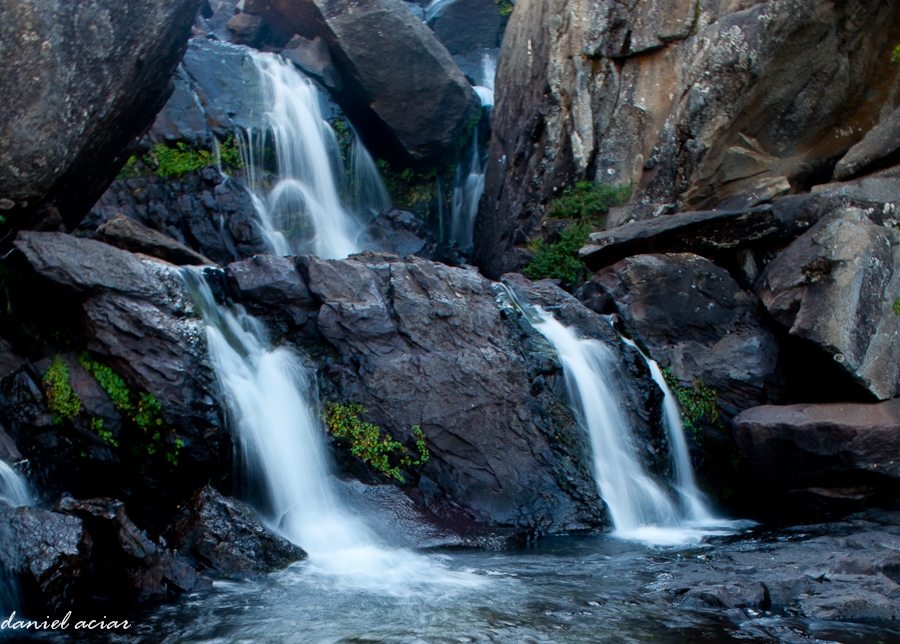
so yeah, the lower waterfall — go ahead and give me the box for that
[185,271,483,593]
[0,462,31,508]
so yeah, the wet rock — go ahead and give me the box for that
[283,35,343,90]
[834,106,900,181]
[578,206,779,273]
[0,503,92,612]
[300,253,615,531]
[358,209,441,260]
[226,255,316,329]
[426,0,500,55]
[246,0,481,166]
[56,497,210,601]
[85,170,268,266]
[97,215,214,266]
[0,0,203,230]
[579,254,781,418]
[733,399,900,487]
[170,485,306,575]
[475,0,900,278]
[226,12,264,45]
[755,208,900,400]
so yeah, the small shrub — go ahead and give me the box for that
[43,357,81,424]
[524,221,593,290]
[661,367,722,440]
[550,181,632,223]
[325,402,429,482]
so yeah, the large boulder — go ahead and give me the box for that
[733,400,900,488]
[475,0,900,278]
[169,485,306,576]
[0,503,92,613]
[755,208,900,400]
[833,106,900,181]
[296,252,664,532]
[97,215,214,266]
[0,0,204,230]
[245,0,482,167]
[578,254,781,419]
[426,0,500,55]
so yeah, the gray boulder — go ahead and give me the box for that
[227,254,316,331]
[578,206,779,272]
[579,253,781,419]
[833,106,900,181]
[246,0,481,166]
[475,0,900,278]
[283,35,343,90]
[733,399,900,487]
[0,503,92,612]
[426,0,500,55]
[169,486,306,576]
[0,0,203,230]
[755,208,900,400]
[97,215,214,266]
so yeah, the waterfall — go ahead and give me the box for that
[449,139,485,252]
[472,51,497,108]
[619,337,713,523]
[184,271,483,593]
[349,130,392,219]
[241,52,362,260]
[0,462,31,508]
[524,306,737,546]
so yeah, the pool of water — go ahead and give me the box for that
[19,531,899,644]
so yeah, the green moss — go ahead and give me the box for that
[661,367,722,440]
[43,357,82,424]
[217,135,243,169]
[116,155,141,180]
[523,221,593,290]
[550,181,632,223]
[148,142,214,178]
[325,402,429,482]
[893,297,900,316]
[497,0,513,16]
[892,43,900,64]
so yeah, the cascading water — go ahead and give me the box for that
[512,299,737,546]
[240,52,364,260]
[473,51,497,108]
[183,270,483,593]
[0,462,31,508]
[349,130,392,219]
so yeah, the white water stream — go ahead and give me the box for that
[528,307,738,546]
[0,461,31,508]
[185,272,483,594]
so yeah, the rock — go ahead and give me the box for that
[56,497,210,600]
[169,485,306,575]
[226,255,316,329]
[0,503,92,612]
[733,399,900,487]
[196,0,241,42]
[85,170,268,265]
[834,106,900,181]
[755,208,900,400]
[357,209,442,260]
[426,0,500,55]
[578,254,781,419]
[0,0,204,230]
[246,0,481,167]
[475,0,900,278]
[226,12,264,45]
[97,215,214,266]
[578,206,779,272]
[283,35,343,90]
[300,253,663,531]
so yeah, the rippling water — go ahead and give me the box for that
[18,533,894,644]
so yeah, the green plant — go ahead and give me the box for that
[661,368,722,439]
[892,43,900,64]
[523,221,593,290]
[92,418,119,448]
[79,353,132,414]
[116,155,141,180]
[43,357,82,424]
[497,0,513,16]
[148,142,214,178]
[893,297,900,316]
[217,134,243,169]
[549,181,632,222]
[324,402,429,482]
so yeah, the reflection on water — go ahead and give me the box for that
[39,533,900,644]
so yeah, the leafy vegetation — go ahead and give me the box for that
[549,181,632,222]
[523,221,593,290]
[325,402,429,482]
[892,43,900,64]
[661,367,722,440]
[115,135,243,181]
[497,0,514,16]
[893,297,900,316]
[43,357,82,424]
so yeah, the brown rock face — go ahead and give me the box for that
[246,0,481,167]
[733,399,900,487]
[475,0,900,278]
[0,0,203,230]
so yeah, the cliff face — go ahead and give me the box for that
[475,0,900,278]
